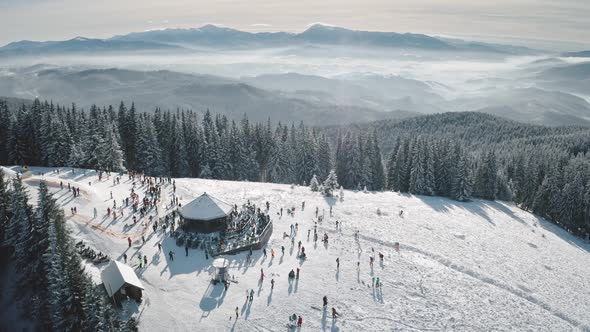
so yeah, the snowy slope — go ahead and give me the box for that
[4,166,590,332]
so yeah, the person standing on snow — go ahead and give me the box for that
[249,289,254,302]
[296,267,300,279]
[323,296,328,307]
[169,251,175,261]
[271,278,275,289]
[127,237,132,248]
[332,307,339,319]
[235,306,239,319]
[336,257,340,269]
[123,253,127,263]
[297,316,303,327]
[185,244,189,256]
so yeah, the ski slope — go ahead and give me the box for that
[5,166,590,332]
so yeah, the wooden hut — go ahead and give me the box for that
[101,261,144,304]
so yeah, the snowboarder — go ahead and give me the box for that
[169,251,175,261]
[323,296,328,307]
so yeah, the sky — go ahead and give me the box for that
[1,0,589,50]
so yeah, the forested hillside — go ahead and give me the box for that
[0,173,136,331]
[1,100,589,237]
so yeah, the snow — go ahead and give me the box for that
[101,261,145,297]
[178,192,233,221]
[4,165,590,331]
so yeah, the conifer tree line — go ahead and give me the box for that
[1,100,589,236]
[0,172,136,331]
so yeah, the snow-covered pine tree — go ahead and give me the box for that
[98,123,126,173]
[0,170,10,244]
[451,146,471,201]
[136,116,164,176]
[309,174,320,192]
[323,170,339,196]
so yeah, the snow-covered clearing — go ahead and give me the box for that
[4,166,590,331]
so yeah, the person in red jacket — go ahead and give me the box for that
[297,316,303,327]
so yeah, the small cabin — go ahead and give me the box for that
[101,261,144,304]
[178,192,233,233]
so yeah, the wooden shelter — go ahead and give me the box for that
[101,261,144,304]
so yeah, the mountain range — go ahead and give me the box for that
[0,24,536,56]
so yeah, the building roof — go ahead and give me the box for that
[101,261,144,297]
[178,192,233,221]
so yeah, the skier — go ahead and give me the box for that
[332,307,339,319]
[127,237,132,248]
[336,257,340,269]
[169,251,175,261]
[323,296,328,307]
[271,278,275,289]
[235,306,239,319]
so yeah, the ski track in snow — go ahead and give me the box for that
[5,166,590,332]
[354,230,586,330]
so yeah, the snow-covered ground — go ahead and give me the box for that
[4,166,590,331]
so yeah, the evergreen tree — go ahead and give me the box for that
[309,174,320,192]
[323,170,339,196]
